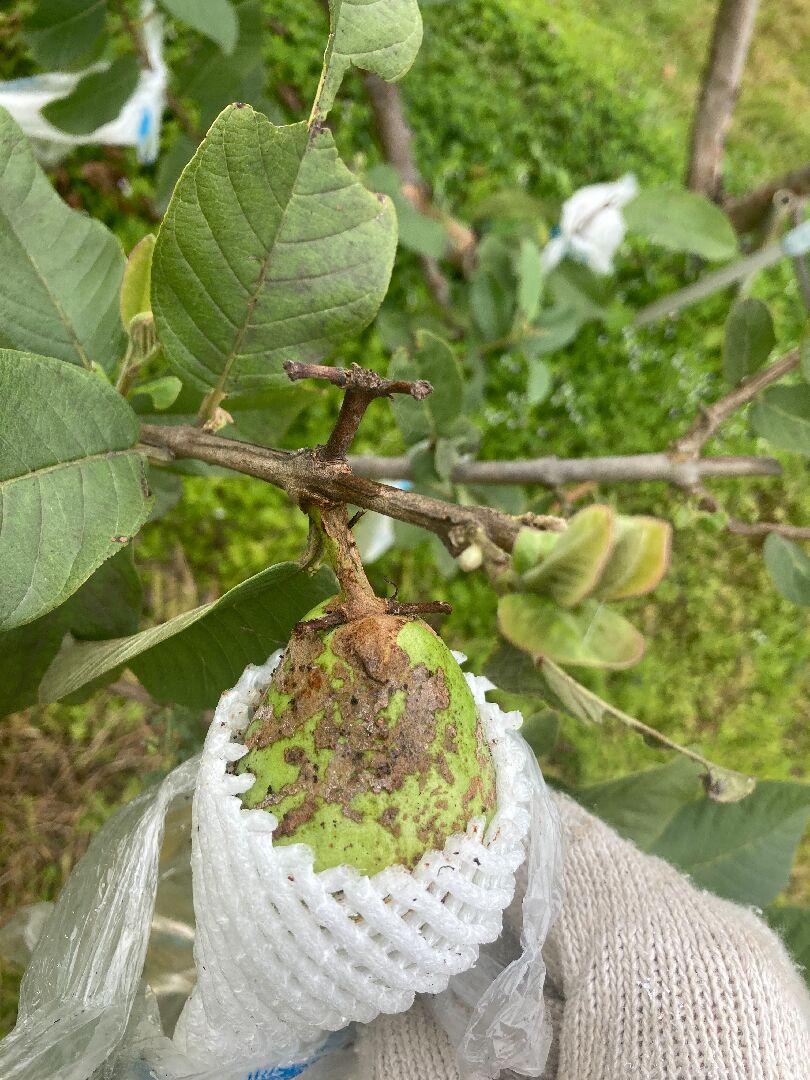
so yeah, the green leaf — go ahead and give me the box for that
[0,548,142,719]
[723,298,775,387]
[151,105,397,396]
[120,234,156,327]
[24,0,107,69]
[498,594,645,669]
[158,0,238,54]
[130,376,183,411]
[526,360,552,405]
[470,235,516,342]
[40,563,336,708]
[314,0,423,119]
[389,349,432,445]
[224,384,318,447]
[524,304,582,357]
[0,109,125,371]
[594,515,672,601]
[750,385,810,455]
[0,351,151,631]
[42,55,140,136]
[516,238,543,323]
[512,526,559,575]
[484,641,547,695]
[623,188,737,261]
[651,781,810,907]
[520,504,615,606]
[174,0,264,131]
[547,261,611,322]
[764,907,810,987]
[415,330,464,432]
[763,534,810,606]
[521,710,560,759]
[576,759,704,850]
[366,165,447,260]
[146,467,183,522]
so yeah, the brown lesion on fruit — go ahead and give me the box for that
[239,614,463,840]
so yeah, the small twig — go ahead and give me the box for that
[285,360,431,460]
[694,486,810,540]
[347,451,780,487]
[385,600,452,617]
[673,346,800,457]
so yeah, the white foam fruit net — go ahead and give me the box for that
[175,652,536,1067]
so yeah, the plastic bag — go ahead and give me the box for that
[0,1,167,166]
[543,173,639,275]
[0,656,562,1080]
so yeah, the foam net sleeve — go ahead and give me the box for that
[172,654,536,1067]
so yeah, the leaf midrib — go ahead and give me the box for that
[0,448,140,492]
[209,115,310,400]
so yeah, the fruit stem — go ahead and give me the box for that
[309,503,386,620]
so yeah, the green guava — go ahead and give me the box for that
[235,606,497,876]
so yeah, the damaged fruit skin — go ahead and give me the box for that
[236,607,497,876]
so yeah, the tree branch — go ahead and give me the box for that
[138,424,565,555]
[346,451,780,487]
[673,347,800,457]
[686,0,759,198]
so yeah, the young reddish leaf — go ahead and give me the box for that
[520,504,615,607]
[498,593,645,669]
[594,515,672,601]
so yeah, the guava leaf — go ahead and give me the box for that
[576,759,704,850]
[511,527,559,575]
[765,907,810,988]
[498,594,645,669]
[0,547,143,719]
[158,0,238,54]
[723,298,775,388]
[42,55,140,136]
[314,0,423,119]
[40,564,336,709]
[173,0,264,131]
[624,188,737,261]
[130,376,183,411]
[0,109,126,371]
[520,504,615,607]
[593,515,672,601]
[151,105,397,395]
[750,385,810,455]
[120,234,156,327]
[651,781,810,906]
[24,0,107,69]
[763,534,810,606]
[0,351,151,631]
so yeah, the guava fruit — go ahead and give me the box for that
[236,606,497,876]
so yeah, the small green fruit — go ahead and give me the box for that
[236,607,497,876]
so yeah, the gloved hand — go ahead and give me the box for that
[355,792,810,1079]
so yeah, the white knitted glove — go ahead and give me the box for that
[356,792,810,1079]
